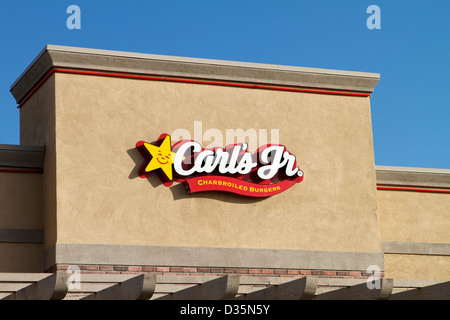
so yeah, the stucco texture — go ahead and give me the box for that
[19,75,57,248]
[49,73,380,253]
[377,190,450,243]
[0,172,42,229]
[384,254,450,281]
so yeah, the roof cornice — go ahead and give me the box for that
[10,45,380,104]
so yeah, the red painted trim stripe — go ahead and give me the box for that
[54,68,372,97]
[377,186,450,194]
[16,67,371,108]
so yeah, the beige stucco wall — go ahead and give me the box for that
[0,243,43,272]
[377,190,450,243]
[377,189,450,280]
[0,172,43,272]
[384,254,450,281]
[46,72,381,254]
[0,172,42,229]
[19,75,57,248]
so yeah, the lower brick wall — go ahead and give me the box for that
[46,264,383,280]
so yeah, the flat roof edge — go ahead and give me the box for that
[375,165,450,189]
[42,45,381,78]
[10,45,380,104]
[375,165,450,175]
[0,144,45,170]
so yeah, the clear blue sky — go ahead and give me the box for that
[0,0,448,169]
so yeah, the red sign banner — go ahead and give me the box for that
[137,133,304,198]
[185,175,303,197]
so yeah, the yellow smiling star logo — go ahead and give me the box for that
[138,135,176,181]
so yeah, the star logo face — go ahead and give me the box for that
[136,134,176,182]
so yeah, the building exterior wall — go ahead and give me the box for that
[377,188,450,280]
[19,75,57,249]
[0,243,43,272]
[0,172,42,229]
[1,45,448,287]
[383,254,449,281]
[51,72,380,255]
[377,190,449,244]
[0,171,43,272]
